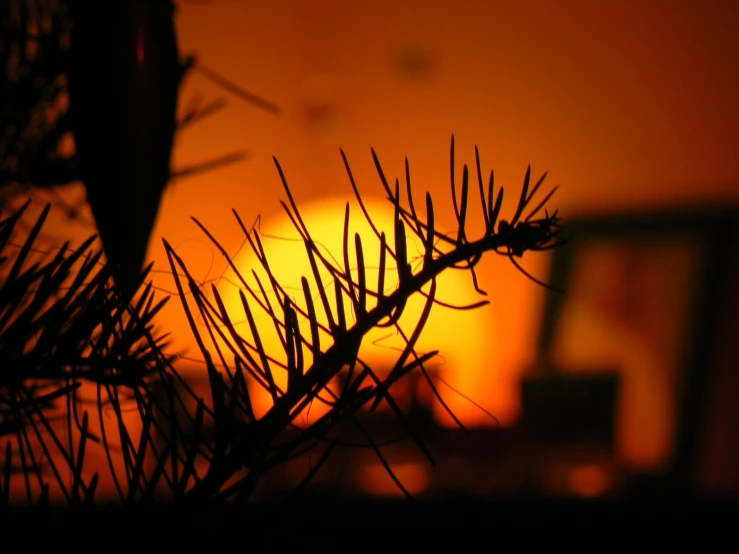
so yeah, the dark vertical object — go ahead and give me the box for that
[67,0,183,300]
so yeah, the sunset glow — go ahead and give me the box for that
[215,196,494,425]
[126,0,739,434]
[9,0,739,504]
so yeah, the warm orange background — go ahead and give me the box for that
[37,0,739,430]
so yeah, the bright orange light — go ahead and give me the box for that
[217,196,496,427]
[356,462,432,496]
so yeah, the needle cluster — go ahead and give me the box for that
[0,137,564,507]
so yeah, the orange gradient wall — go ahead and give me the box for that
[37,0,739,429]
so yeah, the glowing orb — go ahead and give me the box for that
[217,195,495,426]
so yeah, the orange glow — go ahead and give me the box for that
[568,464,614,498]
[129,0,739,430]
[216,196,495,426]
[16,0,739,499]
[4,381,149,504]
[550,238,701,471]
[356,462,432,496]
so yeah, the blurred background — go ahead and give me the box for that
[3,0,739,503]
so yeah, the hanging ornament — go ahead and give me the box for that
[67,0,183,300]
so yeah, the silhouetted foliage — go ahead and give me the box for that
[0,136,563,507]
[0,0,565,512]
[0,0,75,205]
[0,200,172,506]
[0,0,268,294]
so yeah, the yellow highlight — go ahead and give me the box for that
[217,196,495,427]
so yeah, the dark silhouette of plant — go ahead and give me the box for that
[0,0,75,206]
[0,135,564,507]
[1,0,277,293]
[1,1,566,510]
[0,200,173,506]
[158,136,564,503]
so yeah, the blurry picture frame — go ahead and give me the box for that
[535,206,739,487]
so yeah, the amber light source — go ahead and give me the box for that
[216,195,494,426]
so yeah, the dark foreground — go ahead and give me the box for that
[1,494,734,550]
